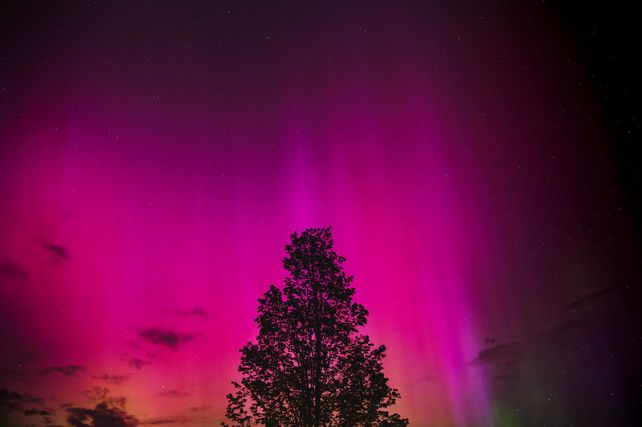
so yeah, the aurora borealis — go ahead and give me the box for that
[1,1,640,426]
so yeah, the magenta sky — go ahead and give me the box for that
[1,2,639,426]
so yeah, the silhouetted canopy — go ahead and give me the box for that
[223,228,408,427]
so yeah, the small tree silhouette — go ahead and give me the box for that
[223,228,408,427]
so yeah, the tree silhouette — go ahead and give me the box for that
[223,228,408,427]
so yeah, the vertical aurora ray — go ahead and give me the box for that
[1,2,639,426]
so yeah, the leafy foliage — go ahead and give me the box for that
[223,228,408,426]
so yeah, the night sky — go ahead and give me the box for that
[1,1,640,426]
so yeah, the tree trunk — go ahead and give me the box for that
[314,322,321,427]
[313,271,322,427]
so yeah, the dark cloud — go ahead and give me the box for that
[0,388,44,408]
[158,389,190,398]
[23,407,52,416]
[471,341,524,387]
[42,241,69,261]
[84,387,111,403]
[66,401,139,427]
[188,405,210,412]
[0,388,53,425]
[471,342,523,367]
[139,328,194,349]
[0,259,28,280]
[128,358,151,370]
[92,374,132,385]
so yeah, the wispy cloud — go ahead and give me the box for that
[143,416,187,425]
[158,389,190,398]
[0,259,28,281]
[173,307,208,318]
[471,341,522,367]
[92,374,133,385]
[565,283,625,311]
[42,365,85,377]
[409,375,436,388]
[3,364,85,380]
[471,340,524,384]
[128,358,151,370]
[537,319,592,344]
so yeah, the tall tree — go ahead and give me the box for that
[223,228,408,427]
